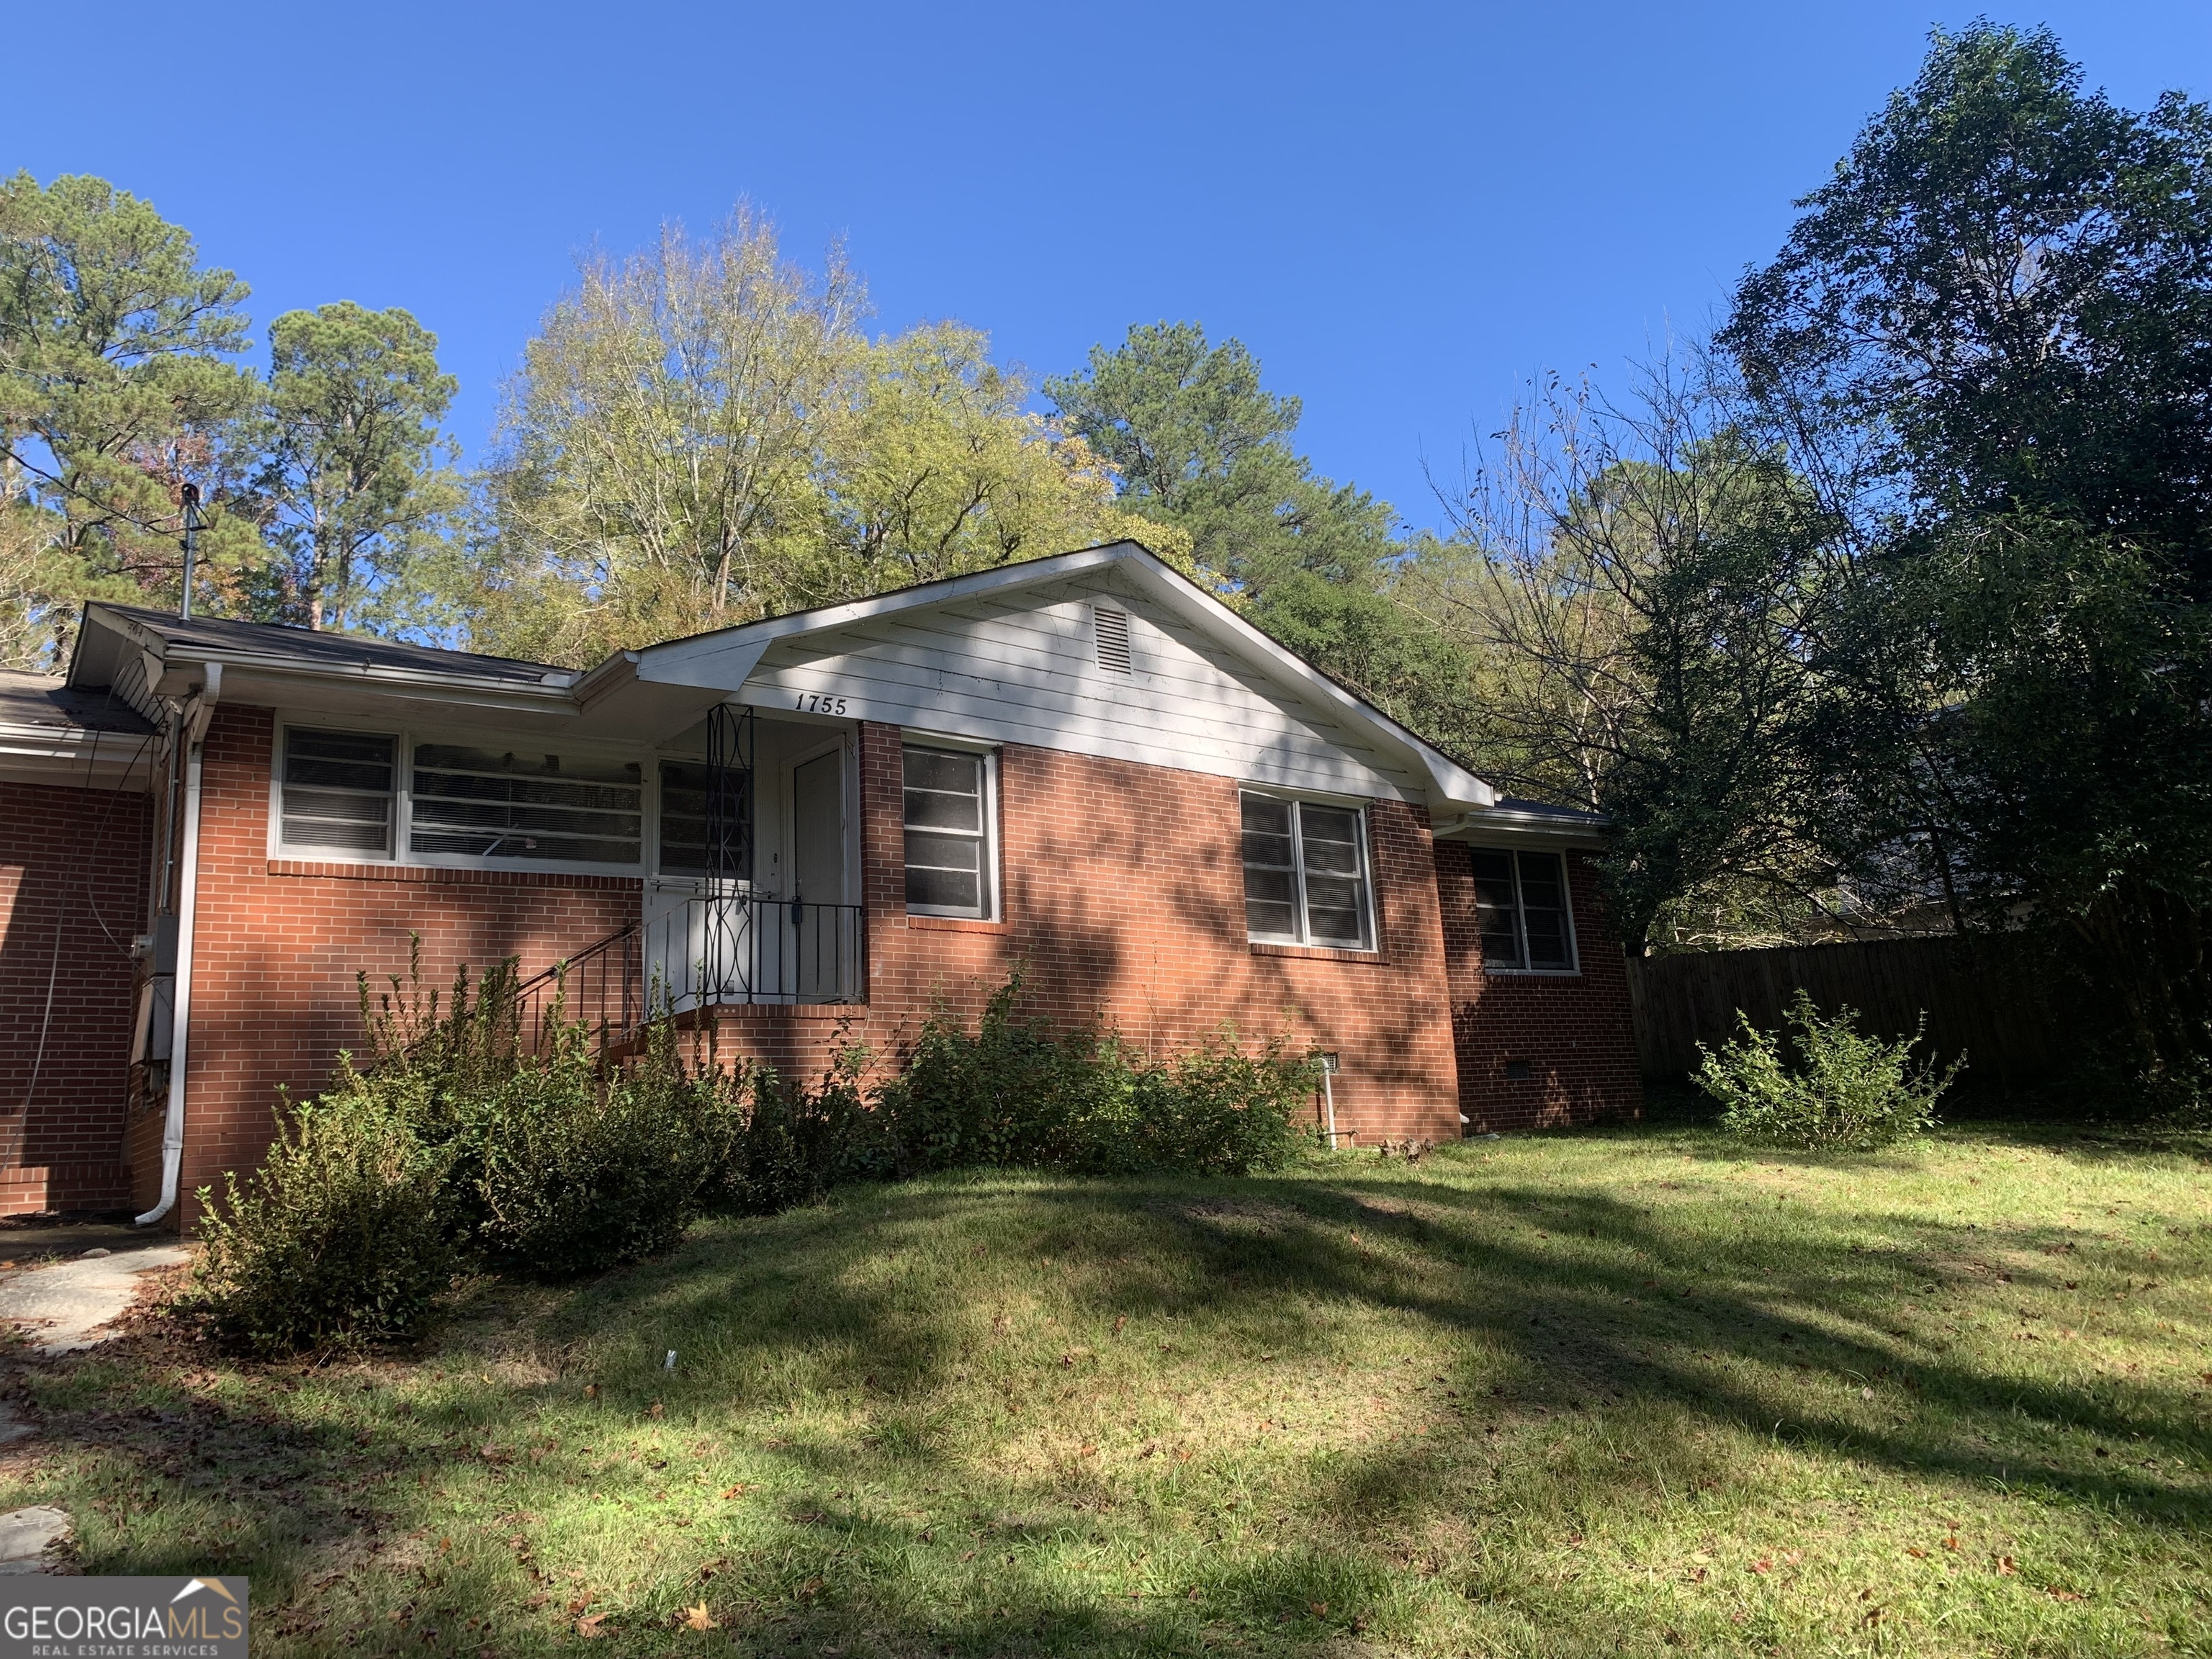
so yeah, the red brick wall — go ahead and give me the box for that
[0,776,152,1212]
[162,710,1642,1228]
[164,706,640,1223]
[1436,843,1642,1130]
[694,722,1466,1145]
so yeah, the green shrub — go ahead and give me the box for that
[701,1048,891,1216]
[1697,989,1959,1149]
[876,974,1321,1177]
[456,1020,732,1281]
[1145,1035,1319,1174]
[188,1076,455,1356]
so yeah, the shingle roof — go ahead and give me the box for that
[0,670,158,736]
[86,604,566,688]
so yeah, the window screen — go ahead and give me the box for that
[1467,848,1575,971]
[410,745,642,864]
[1240,793,1372,948]
[657,760,752,877]
[281,728,395,855]
[904,747,994,917]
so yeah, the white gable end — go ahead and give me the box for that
[740,574,1425,801]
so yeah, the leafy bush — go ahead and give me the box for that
[701,1048,891,1216]
[445,1020,733,1281]
[188,1076,455,1356]
[1697,989,1959,1149]
[876,974,1321,1177]
[1141,1036,1320,1174]
[189,953,1321,1352]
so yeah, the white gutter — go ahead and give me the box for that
[136,662,220,1228]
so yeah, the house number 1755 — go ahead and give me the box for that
[794,691,849,715]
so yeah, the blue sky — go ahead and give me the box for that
[10,2,2208,533]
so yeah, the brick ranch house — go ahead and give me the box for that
[0,541,1640,1228]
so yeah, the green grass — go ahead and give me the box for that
[6,1122,2210,1657]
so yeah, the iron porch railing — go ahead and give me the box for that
[514,894,867,1056]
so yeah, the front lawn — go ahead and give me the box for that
[6,1123,2208,1656]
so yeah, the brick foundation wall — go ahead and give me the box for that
[163,706,640,1225]
[686,723,1466,1146]
[1436,843,1642,1130]
[0,778,152,1213]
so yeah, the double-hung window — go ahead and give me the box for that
[1468,848,1577,971]
[280,728,397,855]
[1241,793,1373,949]
[903,746,996,918]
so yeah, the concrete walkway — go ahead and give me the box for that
[0,1233,188,1357]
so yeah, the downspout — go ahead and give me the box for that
[136,662,220,1228]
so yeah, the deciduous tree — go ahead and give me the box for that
[1724,23,2212,1087]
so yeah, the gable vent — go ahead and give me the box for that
[1092,606,1133,674]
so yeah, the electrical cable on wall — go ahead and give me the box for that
[19,717,156,1118]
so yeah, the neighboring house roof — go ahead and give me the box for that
[0,670,159,788]
[54,541,1608,839]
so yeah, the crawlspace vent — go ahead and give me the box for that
[1092,606,1133,674]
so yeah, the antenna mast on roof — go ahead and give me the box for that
[178,482,203,619]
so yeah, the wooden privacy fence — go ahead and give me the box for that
[1625,935,2064,1091]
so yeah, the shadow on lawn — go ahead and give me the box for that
[26,1148,2210,1656]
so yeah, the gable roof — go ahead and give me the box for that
[607,541,1498,812]
[55,541,1603,837]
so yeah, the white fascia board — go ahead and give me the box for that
[1433,808,1606,849]
[168,657,580,719]
[1105,556,1499,812]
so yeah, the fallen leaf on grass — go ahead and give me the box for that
[576,1613,608,1639]
[2048,1588,2085,1602]
[680,1603,718,1632]
[1112,1315,1128,1336]
[1079,1444,1098,1457]
[567,1598,594,1616]
[798,1577,824,1601]
[720,1485,747,1499]
[1996,1557,2017,1575]
[960,1550,977,1563]
[1906,1547,1929,1559]
[649,1402,665,1419]
[1749,1559,1772,1575]
[525,1596,549,1611]
[1308,1602,1328,1618]
[1942,1534,1961,1552]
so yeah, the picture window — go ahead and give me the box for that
[409,744,642,864]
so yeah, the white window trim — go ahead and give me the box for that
[902,742,1001,921]
[269,716,656,878]
[1474,846,1582,976]
[1239,787,1379,953]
